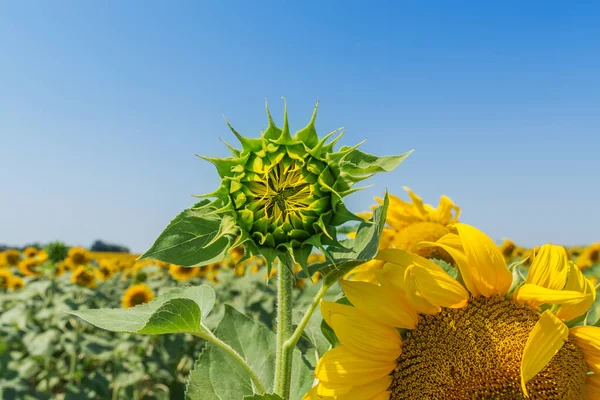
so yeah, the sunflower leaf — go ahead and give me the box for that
[243,395,285,400]
[186,306,314,400]
[300,192,389,285]
[140,200,238,267]
[66,285,215,335]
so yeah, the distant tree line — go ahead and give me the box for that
[0,240,130,253]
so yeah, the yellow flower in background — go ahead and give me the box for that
[71,266,97,288]
[0,270,13,289]
[306,224,599,399]
[95,260,115,281]
[23,247,39,258]
[67,247,91,266]
[19,258,41,277]
[578,243,600,269]
[499,238,517,260]
[2,249,21,267]
[37,250,48,262]
[168,265,199,281]
[121,283,155,308]
[347,187,460,283]
[8,275,24,290]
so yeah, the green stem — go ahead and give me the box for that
[283,281,331,352]
[194,326,266,394]
[274,265,294,398]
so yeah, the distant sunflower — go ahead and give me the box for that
[306,224,599,399]
[2,249,21,267]
[19,258,41,277]
[95,260,115,281]
[168,265,199,281]
[0,270,13,289]
[23,247,39,258]
[121,283,155,308]
[9,276,24,290]
[578,244,600,269]
[67,247,91,266]
[71,266,97,288]
[347,187,460,283]
[499,238,518,260]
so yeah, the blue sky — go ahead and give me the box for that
[1,1,598,252]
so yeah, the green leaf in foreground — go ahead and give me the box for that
[186,306,314,400]
[301,192,390,285]
[243,395,285,400]
[67,285,215,335]
[140,199,238,267]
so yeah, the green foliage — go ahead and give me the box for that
[44,241,69,263]
[186,306,314,400]
[68,285,216,335]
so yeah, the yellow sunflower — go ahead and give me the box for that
[578,244,600,269]
[121,283,155,308]
[95,260,115,281]
[67,247,91,266]
[8,276,24,290]
[306,224,600,399]
[23,247,39,258]
[71,266,97,288]
[0,270,13,289]
[347,187,460,283]
[499,238,518,260]
[169,265,199,281]
[19,258,41,277]
[2,249,21,267]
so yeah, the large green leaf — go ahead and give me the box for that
[302,192,389,285]
[186,306,314,400]
[67,285,215,335]
[140,200,238,267]
[243,395,284,400]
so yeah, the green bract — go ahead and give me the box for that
[141,101,411,276]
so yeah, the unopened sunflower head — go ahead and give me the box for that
[143,100,410,277]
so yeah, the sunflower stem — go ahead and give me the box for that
[283,280,332,352]
[274,262,294,398]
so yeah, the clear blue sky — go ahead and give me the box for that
[1,1,598,252]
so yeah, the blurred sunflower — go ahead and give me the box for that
[9,276,24,290]
[2,249,21,267]
[37,250,49,262]
[71,266,97,288]
[347,187,460,283]
[499,238,517,260]
[578,244,600,269]
[169,265,199,281]
[95,260,115,281]
[306,224,599,399]
[0,270,13,289]
[19,258,41,277]
[121,283,155,308]
[23,247,39,258]
[67,247,91,267]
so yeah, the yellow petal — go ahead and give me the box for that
[402,265,441,315]
[317,376,392,399]
[556,263,596,321]
[515,284,589,307]
[303,386,328,400]
[314,346,396,387]
[433,194,461,225]
[320,301,402,362]
[407,264,468,309]
[454,223,512,297]
[571,326,600,374]
[526,244,569,290]
[520,310,568,396]
[376,248,445,274]
[585,373,600,400]
[419,233,479,296]
[370,393,390,400]
[340,280,418,329]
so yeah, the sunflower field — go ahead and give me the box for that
[2,104,600,400]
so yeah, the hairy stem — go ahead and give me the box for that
[274,264,294,398]
[283,281,332,352]
[194,327,266,394]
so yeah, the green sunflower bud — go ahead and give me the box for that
[141,100,411,277]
